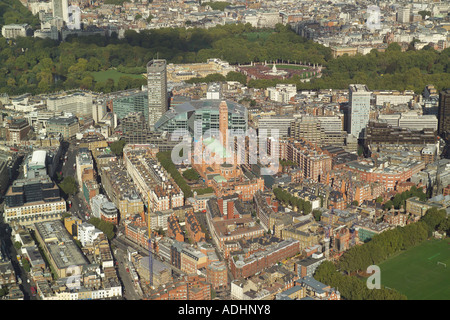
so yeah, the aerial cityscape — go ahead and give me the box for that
[0,0,449,303]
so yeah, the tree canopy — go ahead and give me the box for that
[0,0,40,29]
[58,176,77,197]
[182,168,200,181]
[314,261,407,300]
[0,22,448,96]
[88,217,116,240]
[109,139,126,157]
[156,151,192,198]
[273,187,313,215]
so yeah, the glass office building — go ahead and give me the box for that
[112,91,148,121]
[154,99,248,138]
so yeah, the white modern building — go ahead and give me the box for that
[92,103,107,124]
[398,112,438,131]
[46,92,93,116]
[378,112,438,131]
[1,24,31,39]
[206,82,222,100]
[77,222,103,247]
[67,5,81,30]
[25,150,47,179]
[397,7,410,23]
[347,84,371,139]
[374,91,414,106]
[267,84,297,103]
[258,116,293,137]
[90,194,109,219]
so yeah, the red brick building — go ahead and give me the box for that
[229,239,300,279]
[124,212,149,248]
[185,210,206,243]
[167,214,185,242]
[276,139,332,182]
[206,261,228,290]
[148,275,211,300]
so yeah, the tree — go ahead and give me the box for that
[157,151,192,198]
[58,176,77,196]
[225,71,247,85]
[383,200,393,211]
[182,168,200,181]
[303,201,312,215]
[21,258,31,272]
[357,145,364,156]
[110,139,126,156]
[418,11,431,19]
[88,217,116,240]
[421,208,447,233]
[313,209,322,221]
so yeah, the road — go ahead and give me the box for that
[60,142,91,222]
[1,139,204,300]
[112,244,142,300]
[0,220,37,300]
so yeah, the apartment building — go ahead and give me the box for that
[7,118,31,144]
[180,246,208,275]
[123,144,183,211]
[185,210,206,243]
[167,214,184,242]
[277,139,332,182]
[206,261,228,290]
[344,158,425,191]
[46,114,80,139]
[148,275,211,300]
[3,176,66,226]
[147,59,168,130]
[76,149,94,191]
[46,92,93,116]
[229,239,300,279]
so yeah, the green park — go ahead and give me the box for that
[90,69,145,84]
[378,238,450,300]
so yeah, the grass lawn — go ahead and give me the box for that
[266,64,308,70]
[378,239,450,300]
[242,31,273,42]
[90,69,145,83]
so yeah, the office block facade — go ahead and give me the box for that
[347,84,371,139]
[112,91,148,122]
[147,59,168,130]
[438,90,450,137]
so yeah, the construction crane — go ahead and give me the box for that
[148,237,153,288]
[324,224,331,258]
